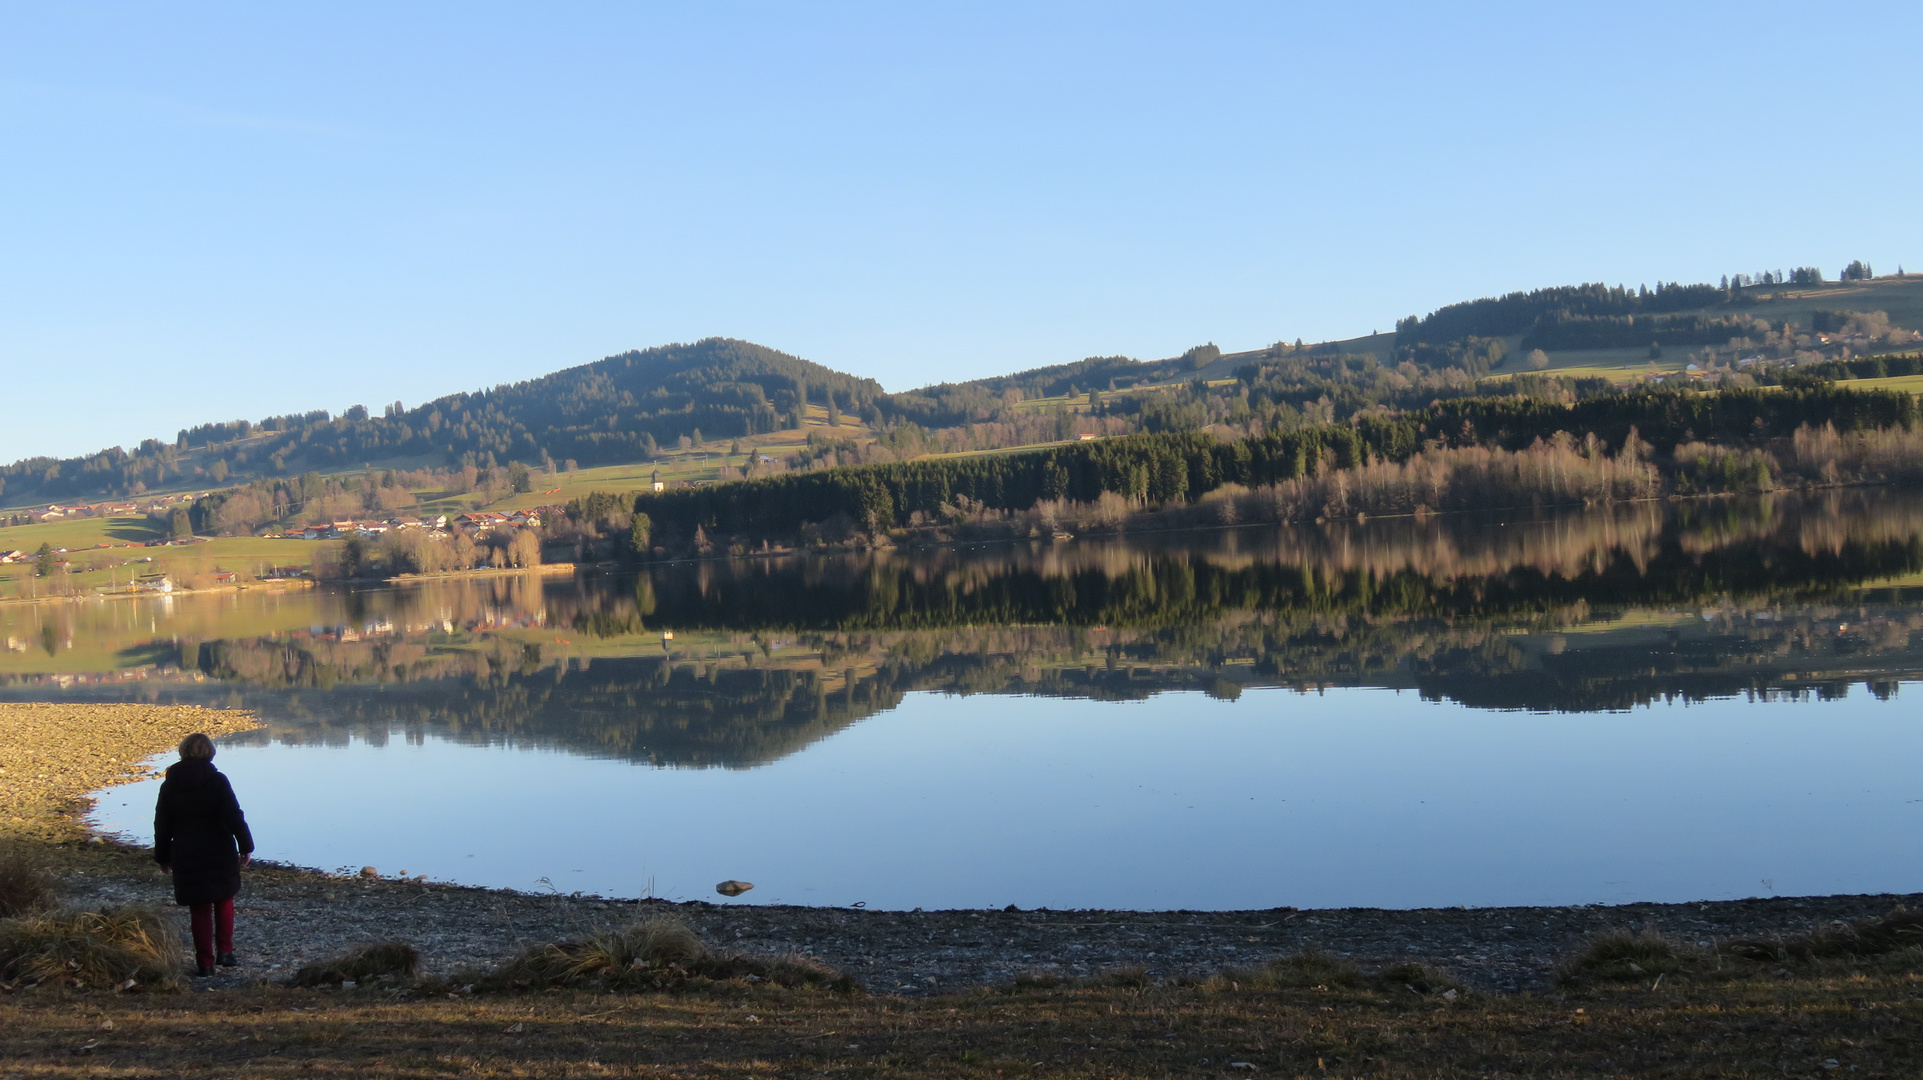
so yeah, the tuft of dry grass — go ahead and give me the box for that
[1558,927,1697,984]
[1255,949,1368,989]
[1226,952,1461,999]
[0,842,58,917]
[0,905,181,991]
[480,915,856,994]
[287,941,422,988]
[1724,905,1923,963]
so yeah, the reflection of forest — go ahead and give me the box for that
[6,493,1923,766]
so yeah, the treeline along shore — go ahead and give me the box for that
[629,383,1923,552]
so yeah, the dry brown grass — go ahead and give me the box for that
[1558,927,1701,984]
[476,915,858,995]
[0,841,58,917]
[286,941,421,988]
[1724,905,1923,963]
[0,904,181,991]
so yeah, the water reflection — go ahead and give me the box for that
[5,492,1922,771]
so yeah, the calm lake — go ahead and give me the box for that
[9,491,1923,910]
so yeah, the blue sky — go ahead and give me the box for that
[2,1,1916,463]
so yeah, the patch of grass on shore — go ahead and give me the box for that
[1725,905,1923,963]
[287,942,421,988]
[471,915,859,995]
[0,904,181,992]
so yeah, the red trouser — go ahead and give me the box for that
[189,897,234,969]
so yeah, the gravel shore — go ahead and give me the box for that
[0,702,261,842]
[59,860,1922,996]
[14,702,1918,997]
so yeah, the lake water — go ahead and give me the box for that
[9,490,1923,910]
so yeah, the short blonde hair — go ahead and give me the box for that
[178,732,216,760]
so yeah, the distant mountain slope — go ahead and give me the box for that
[1,338,881,504]
[6,269,1917,507]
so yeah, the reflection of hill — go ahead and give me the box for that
[228,657,896,770]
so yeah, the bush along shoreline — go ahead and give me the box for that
[627,384,1923,556]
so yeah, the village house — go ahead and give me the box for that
[133,574,174,593]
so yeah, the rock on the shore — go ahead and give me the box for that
[716,880,754,896]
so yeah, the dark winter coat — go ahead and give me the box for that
[152,758,255,907]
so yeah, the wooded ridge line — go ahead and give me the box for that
[629,383,1923,543]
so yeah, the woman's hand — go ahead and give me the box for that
[158,864,170,875]
[240,854,251,869]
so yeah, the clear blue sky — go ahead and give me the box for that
[3,1,1916,463]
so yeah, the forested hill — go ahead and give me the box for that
[1,338,883,504]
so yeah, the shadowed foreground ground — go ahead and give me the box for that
[4,953,1921,1079]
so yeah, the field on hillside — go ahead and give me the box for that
[1843,373,1923,395]
[0,515,330,601]
[479,403,878,512]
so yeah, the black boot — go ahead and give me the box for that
[195,964,215,977]
[217,952,237,967]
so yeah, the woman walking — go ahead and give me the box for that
[153,732,255,977]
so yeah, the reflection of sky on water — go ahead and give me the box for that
[95,685,1923,911]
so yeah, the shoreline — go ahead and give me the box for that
[0,577,317,609]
